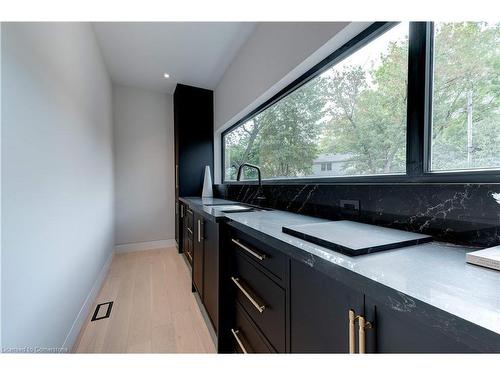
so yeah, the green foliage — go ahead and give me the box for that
[224,22,500,180]
[255,79,326,178]
[320,37,408,174]
[225,77,326,180]
[431,22,500,170]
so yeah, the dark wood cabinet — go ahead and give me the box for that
[223,227,288,353]
[363,295,478,353]
[189,214,499,354]
[203,218,219,333]
[290,259,363,353]
[174,84,213,197]
[232,252,286,352]
[192,212,204,299]
[290,258,484,353]
[174,84,213,250]
[175,201,179,250]
[176,201,184,254]
[229,230,287,281]
[189,210,220,335]
[231,301,274,353]
[183,207,194,265]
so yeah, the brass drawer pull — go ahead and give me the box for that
[186,209,193,215]
[231,276,266,314]
[358,315,372,354]
[232,238,266,261]
[231,329,248,353]
[187,227,193,235]
[348,309,356,354]
[348,309,372,354]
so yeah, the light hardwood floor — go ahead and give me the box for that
[73,247,216,353]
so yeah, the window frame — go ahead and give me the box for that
[221,22,500,185]
[424,22,500,180]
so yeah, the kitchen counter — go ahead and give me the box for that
[180,196,500,346]
[179,197,240,221]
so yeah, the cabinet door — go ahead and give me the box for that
[192,213,204,298]
[364,295,478,353]
[175,200,179,247]
[175,84,214,197]
[203,219,219,333]
[176,201,183,253]
[182,208,193,264]
[290,259,363,353]
[232,301,274,353]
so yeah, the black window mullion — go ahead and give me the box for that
[424,23,435,173]
[406,22,431,178]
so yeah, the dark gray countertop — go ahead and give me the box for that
[283,220,432,255]
[179,197,240,221]
[180,196,500,339]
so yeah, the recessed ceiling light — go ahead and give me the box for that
[163,73,170,79]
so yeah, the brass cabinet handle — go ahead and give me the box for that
[186,251,193,262]
[349,309,356,354]
[231,238,266,261]
[231,329,248,354]
[358,315,372,354]
[348,310,372,354]
[187,227,193,235]
[180,204,184,218]
[230,276,266,313]
[186,209,193,215]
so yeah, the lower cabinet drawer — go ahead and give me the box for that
[230,230,287,280]
[231,302,274,353]
[231,252,286,352]
[185,237,193,264]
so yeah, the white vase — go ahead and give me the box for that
[202,165,213,198]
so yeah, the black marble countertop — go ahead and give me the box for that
[180,196,500,342]
[179,197,240,221]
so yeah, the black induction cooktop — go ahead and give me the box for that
[282,220,432,256]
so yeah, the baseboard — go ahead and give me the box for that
[63,250,114,352]
[114,239,176,253]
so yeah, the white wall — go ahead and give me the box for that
[0,22,3,351]
[213,22,372,183]
[215,22,347,131]
[1,23,114,351]
[113,84,174,246]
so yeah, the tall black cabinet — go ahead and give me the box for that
[174,84,214,251]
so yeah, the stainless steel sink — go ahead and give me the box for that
[207,204,255,213]
[204,204,272,213]
[202,203,236,206]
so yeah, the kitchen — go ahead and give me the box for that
[1,1,499,372]
[175,21,500,353]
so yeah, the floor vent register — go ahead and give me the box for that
[91,301,113,321]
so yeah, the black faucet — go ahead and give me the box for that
[236,163,266,204]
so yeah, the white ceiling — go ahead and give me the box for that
[92,22,257,94]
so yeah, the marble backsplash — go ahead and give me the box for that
[213,183,500,248]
